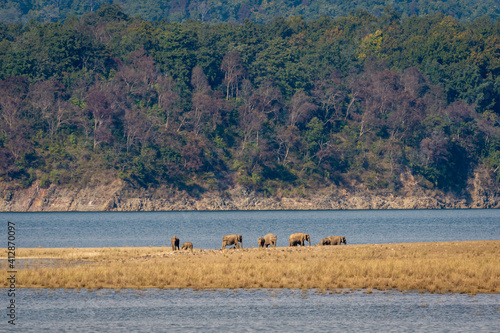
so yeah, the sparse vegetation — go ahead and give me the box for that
[2,241,499,294]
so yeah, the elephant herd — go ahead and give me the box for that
[171,233,346,251]
[258,233,277,248]
[286,233,347,247]
[170,236,193,251]
[319,235,347,246]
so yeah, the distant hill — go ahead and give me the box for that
[1,5,499,203]
[1,0,499,24]
[0,5,499,211]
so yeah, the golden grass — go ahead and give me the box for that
[1,241,499,294]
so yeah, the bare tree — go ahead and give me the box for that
[181,134,205,171]
[189,92,223,136]
[275,125,300,165]
[0,77,27,132]
[191,65,211,94]
[401,67,428,99]
[3,132,30,161]
[29,80,72,137]
[312,71,346,124]
[156,74,181,132]
[420,132,449,166]
[221,50,245,100]
[115,49,157,106]
[253,80,282,121]
[353,69,402,137]
[85,88,115,149]
[0,79,30,162]
[188,0,211,22]
[123,107,151,152]
[288,90,317,127]
[238,102,265,152]
[186,66,224,136]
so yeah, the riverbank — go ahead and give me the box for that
[2,241,499,294]
[1,173,499,211]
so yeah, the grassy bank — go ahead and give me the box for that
[2,241,499,294]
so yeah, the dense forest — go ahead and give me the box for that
[1,0,499,24]
[0,5,499,200]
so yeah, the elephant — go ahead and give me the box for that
[222,234,243,249]
[289,233,310,247]
[328,236,347,245]
[181,242,193,250]
[258,237,265,248]
[263,233,277,248]
[320,237,331,246]
[171,236,180,251]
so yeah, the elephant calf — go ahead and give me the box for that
[181,242,193,250]
[222,234,243,249]
[171,236,180,251]
[320,238,331,246]
[327,236,347,245]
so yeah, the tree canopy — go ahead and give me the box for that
[0,6,499,198]
[1,0,499,24]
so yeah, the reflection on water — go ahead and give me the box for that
[9,289,500,332]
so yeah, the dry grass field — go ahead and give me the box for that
[2,241,499,294]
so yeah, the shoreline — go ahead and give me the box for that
[2,287,497,296]
[2,241,499,294]
[1,179,499,212]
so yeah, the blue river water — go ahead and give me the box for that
[4,289,500,332]
[1,209,499,249]
[1,209,499,332]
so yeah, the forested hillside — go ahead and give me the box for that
[1,0,499,24]
[0,5,499,203]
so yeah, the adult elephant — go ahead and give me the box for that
[222,234,243,249]
[263,233,277,248]
[181,242,193,250]
[328,236,347,245]
[289,233,310,247]
[171,236,180,251]
[258,237,265,248]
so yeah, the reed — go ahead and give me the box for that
[2,241,499,294]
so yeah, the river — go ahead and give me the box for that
[2,209,499,248]
[1,209,499,332]
[8,289,500,332]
